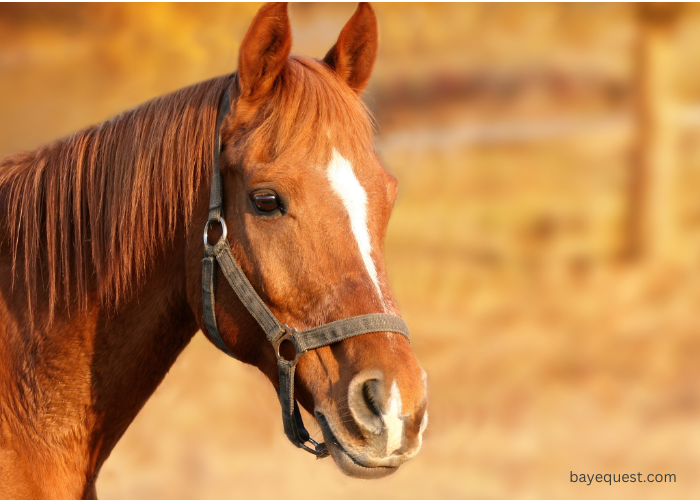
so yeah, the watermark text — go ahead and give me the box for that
[570,471,676,485]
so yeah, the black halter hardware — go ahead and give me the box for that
[201,87,410,457]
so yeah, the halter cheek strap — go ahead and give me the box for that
[202,87,410,457]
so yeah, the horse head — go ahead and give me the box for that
[185,3,427,478]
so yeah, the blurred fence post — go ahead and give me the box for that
[628,3,682,263]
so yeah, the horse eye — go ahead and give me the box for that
[252,192,280,213]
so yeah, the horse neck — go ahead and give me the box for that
[0,203,199,494]
[87,237,199,459]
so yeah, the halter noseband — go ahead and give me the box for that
[201,87,410,457]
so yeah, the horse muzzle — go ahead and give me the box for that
[314,369,428,479]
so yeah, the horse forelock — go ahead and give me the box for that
[234,56,376,165]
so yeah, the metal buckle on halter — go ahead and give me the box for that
[203,216,228,247]
[273,324,305,367]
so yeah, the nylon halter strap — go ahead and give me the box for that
[201,87,410,457]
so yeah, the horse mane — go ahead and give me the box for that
[0,56,375,323]
[0,75,232,321]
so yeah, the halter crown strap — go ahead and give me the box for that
[207,87,230,220]
[202,86,410,457]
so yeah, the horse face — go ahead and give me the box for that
[202,3,427,478]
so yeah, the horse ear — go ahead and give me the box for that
[238,2,292,100]
[323,2,378,94]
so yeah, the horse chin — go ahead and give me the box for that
[326,440,399,479]
[315,412,399,479]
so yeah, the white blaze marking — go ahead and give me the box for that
[326,149,382,300]
[383,380,404,455]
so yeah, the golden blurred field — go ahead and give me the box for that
[3,3,700,499]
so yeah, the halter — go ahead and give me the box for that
[201,87,410,457]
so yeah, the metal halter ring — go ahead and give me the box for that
[203,217,228,247]
[301,437,329,458]
[274,325,305,367]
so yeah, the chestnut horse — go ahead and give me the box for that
[0,3,427,498]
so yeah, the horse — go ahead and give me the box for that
[0,3,428,498]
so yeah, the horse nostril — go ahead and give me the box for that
[348,370,384,435]
[362,379,383,417]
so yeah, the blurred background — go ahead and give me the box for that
[2,3,700,499]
